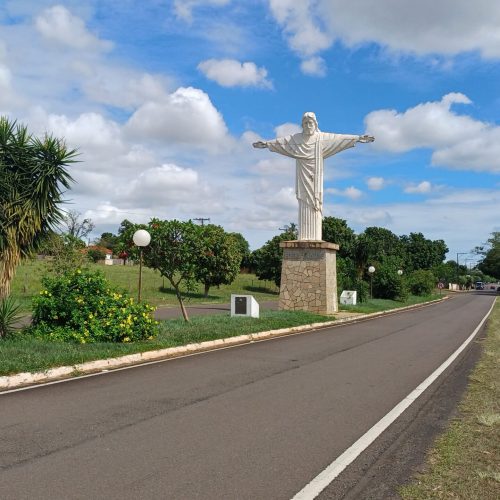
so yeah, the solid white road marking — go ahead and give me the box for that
[291,298,496,500]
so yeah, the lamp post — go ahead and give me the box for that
[133,229,151,302]
[397,269,403,276]
[368,265,375,299]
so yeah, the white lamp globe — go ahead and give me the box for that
[133,229,151,247]
[397,269,403,276]
[368,266,375,274]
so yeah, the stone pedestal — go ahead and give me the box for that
[279,240,339,315]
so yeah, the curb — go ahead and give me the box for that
[0,297,448,392]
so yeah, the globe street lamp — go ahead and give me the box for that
[397,269,403,276]
[133,229,151,302]
[368,265,375,299]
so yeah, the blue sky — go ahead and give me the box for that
[1,1,499,263]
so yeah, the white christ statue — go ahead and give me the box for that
[253,112,374,241]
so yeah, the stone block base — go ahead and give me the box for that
[279,240,339,315]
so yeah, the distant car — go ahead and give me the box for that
[475,281,484,290]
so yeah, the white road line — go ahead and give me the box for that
[291,298,496,500]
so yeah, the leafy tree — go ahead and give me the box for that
[87,247,107,263]
[400,232,448,272]
[0,117,76,298]
[141,219,203,322]
[95,232,119,253]
[196,225,242,297]
[354,227,404,277]
[371,258,408,301]
[253,227,297,287]
[322,216,356,258]
[228,232,251,270]
[59,209,94,242]
[477,231,500,280]
[407,270,436,296]
[337,256,369,302]
[115,219,136,265]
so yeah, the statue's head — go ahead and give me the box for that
[302,112,319,136]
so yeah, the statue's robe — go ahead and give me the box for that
[267,132,359,240]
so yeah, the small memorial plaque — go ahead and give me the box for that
[235,296,247,315]
[340,290,357,305]
[230,294,260,318]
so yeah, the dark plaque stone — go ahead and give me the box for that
[235,296,247,315]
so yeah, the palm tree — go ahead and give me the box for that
[0,117,77,298]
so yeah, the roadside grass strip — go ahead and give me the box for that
[0,310,331,377]
[399,298,500,500]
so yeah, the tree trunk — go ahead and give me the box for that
[204,283,210,298]
[174,287,190,322]
[0,247,20,300]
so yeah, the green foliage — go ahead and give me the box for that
[195,225,242,297]
[0,116,77,298]
[478,232,500,279]
[140,219,204,321]
[95,232,119,253]
[371,259,408,301]
[355,227,403,276]
[86,247,107,263]
[407,269,436,296]
[30,269,158,343]
[322,216,356,258]
[401,232,448,272]
[337,257,369,302]
[228,232,251,269]
[0,296,21,339]
[252,228,296,286]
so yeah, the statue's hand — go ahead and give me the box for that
[358,135,375,143]
[253,141,268,149]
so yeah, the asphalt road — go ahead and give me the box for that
[0,292,495,499]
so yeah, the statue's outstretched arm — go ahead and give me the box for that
[253,140,269,149]
[358,134,375,143]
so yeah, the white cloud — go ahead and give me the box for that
[367,177,385,191]
[35,5,112,52]
[125,87,230,152]
[268,0,332,75]
[123,164,199,206]
[174,0,231,22]
[78,66,173,109]
[404,181,432,194]
[275,122,302,137]
[365,93,500,173]
[41,111,124,158]
[325,186,363,200]
[300,56,326,77]
[269,0,332,57]
[268,0,500,75]
[198,59,272,88]
[318,0,500,59]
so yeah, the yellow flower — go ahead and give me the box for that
[123,337,130,343]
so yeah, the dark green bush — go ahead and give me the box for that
[371,262,408,301]
[30,269,158,343]
[87,248,106,263]
[407,269,436,296]
[337,258,370,302]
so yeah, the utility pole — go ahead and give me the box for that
[193,217,210,226]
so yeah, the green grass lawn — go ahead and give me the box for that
[341,293,441,314]
[11,259,279,311]
[400,298,500,499]
[0,310,330,376]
